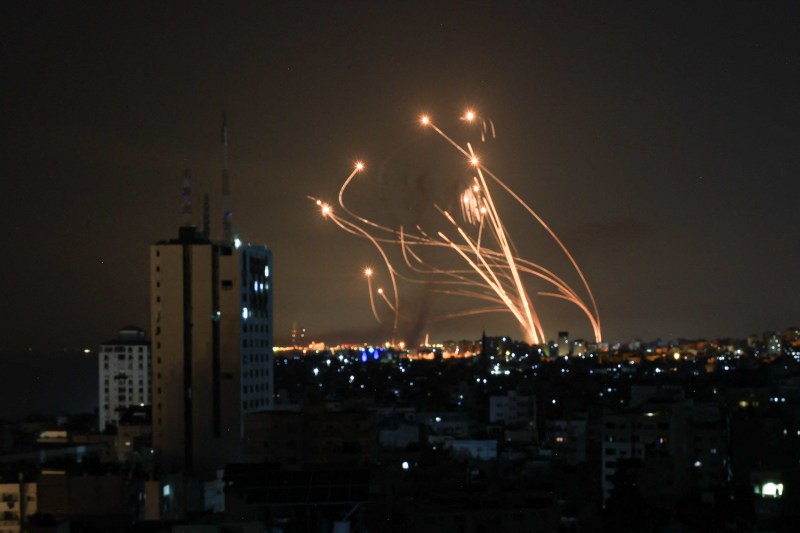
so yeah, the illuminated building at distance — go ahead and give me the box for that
[98,326,151,430]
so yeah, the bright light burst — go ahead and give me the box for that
[309,110,601,344]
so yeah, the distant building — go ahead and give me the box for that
[0,478,37,532]
[572,339,587,357]
[601,402,691,503]
[558,331,570,357]
[98,326,151,430]
[291,322,306,347]
[379,422,420,450]
[546,418,588,464]
[242,409,374,467]
[36,469,129,523]
[151,226,274,478]
[765,332,782,356]
[116,405,152,463]
[489,391,536,428]
[449,439,498,460]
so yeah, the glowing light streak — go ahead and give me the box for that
[364,267,381,324]
[311,110,602,343]
[377,287,397,313]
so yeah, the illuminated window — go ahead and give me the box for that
[761,482,784,498]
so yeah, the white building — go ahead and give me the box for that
[99,327,151,430]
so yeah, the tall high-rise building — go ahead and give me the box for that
[150,226,273,477]
[98,327,151,430]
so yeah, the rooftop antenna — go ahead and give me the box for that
[221,111,232,243]
[202,193,210,238]
[181,168,192,226]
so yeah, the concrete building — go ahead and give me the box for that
[489,391,536,427]
[546,418,588,464]
[116,405,152,463]
[98,327,150,429]
[151,226,273,478]
[0,478,36,533]
[449,439,498,460]
[601,402,691,503]
[243,409,374,467]
[558,331,570,357]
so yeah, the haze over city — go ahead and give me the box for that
[4,4,800,531]
[2,2,797,349]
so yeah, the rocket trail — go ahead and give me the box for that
[311,110,602,345]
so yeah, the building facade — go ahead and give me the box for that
[150,226,273,477]
[98,327,151,429]
[0,479,36,533]
[489,391,536,427]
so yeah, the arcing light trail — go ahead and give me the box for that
[310,111,601,345]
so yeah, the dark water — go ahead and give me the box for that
[0,351,97,420]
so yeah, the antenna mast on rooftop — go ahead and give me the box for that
[181,168,192,226]
[221,111,233,244]
[202,193,210,238]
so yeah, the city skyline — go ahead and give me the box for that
[2,2,798,350]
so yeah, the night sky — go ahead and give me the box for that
[2,1,798,351]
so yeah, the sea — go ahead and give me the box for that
[0,351,97,420]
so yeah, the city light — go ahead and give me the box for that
[760,482,784,498]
